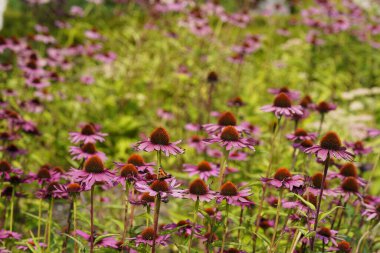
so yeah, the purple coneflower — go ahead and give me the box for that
[362,202,380,221]
[328,163,366,186]
[216,181,252,206]
[261,93,303,118]
[183,161,219,181]
[1,144,27,158]
[228,151,248,161]
[315,227,339,246]
[134,127,184,156]
[227,97,245,107]
[344,140,372,156]
[162,220,203,238]
[177,178,215,202]
[17,240,47,251]
[328,240,352,253]
[114,153,155,174]
[69,143,107,161]
[0,230,22,240]
[286,128,317,142]
[114,163,141,186]
[0,161,22,180]
[261,168,304,191]
[187,135,207,153]
[133,227,170,247]
[75,230,118,249]
[335,176,362,201]
[203,111,242,134]
[268,87,300,100]
[30,165,62,185]
[135,178,181,198]
[69,124,107,144]
[304,131,354,161]
[203,126,256,151]
[307,172,337,197]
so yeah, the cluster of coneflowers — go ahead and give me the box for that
[0,84,379,252]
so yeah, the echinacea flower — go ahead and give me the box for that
[286,128,317,142]
[114,163,141,186]
[362,202,380,221]
[328,163,366,186]
[133,227,170,247]
[216,181,252,206]
[67,155,115,190]
[344,141,372,156]
[35,182,68,199]
[1,144,27,158]
[306,172,337,198]
[261,168,304,191]
[228,151,248,161]
[304,131,354,161]
[69,124,107,144]
[261,93,303,118]
[162,220,203,237]
[268,87,300,100]
[175,178,215,202]
[315,227,339,246]
[69,143,107,161]
[187,135,207,153]
[0,230,22,240]
[335,176,362,201]
[135,178,181,198]
[203,111,243,134]
[203,126,256,151]
[75,230,118,249]
[328,240,352,253]
[282,192,317,213]
[134,127,184,156]
[316,101,337,115]
[183,161,219,181]
[0,160,22,180]
[54,182,84,196]
[227,97,245,107]
[130,192,156,207]
[114,153,155,174]
[199,207,222,221]
[259,218,275,230]
[30,165,62,184]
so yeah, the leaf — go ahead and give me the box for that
[319,206,343,221]
[63,233,85,249]
[94,233,119,245]
[292,193,316,211]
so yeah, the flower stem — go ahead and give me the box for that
[237,207,244,242]
[270,190,283,252]
[47,198,54,252]
[221,202,230,251]
[9,186,15,232]
[188,197,200,253]
[73,195,78,253]
[217,150,229,189]
[152,194,161,253]
[317,113,325,138]
[146,206,151,227]
[311,156,330,251]
[90,186,95,253]
[37,198,43,238]
[122,183,130,242]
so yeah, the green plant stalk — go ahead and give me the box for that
[152,195,161,253]
[270,190,283,252]
[37,198,43,238]
[73,195,78,253]
[317,113,325,138]
[122,182,130,242]
[90,186,95,253]
[217,150,229,190]
[221,202,230,251]
[9,186,15,232]
[188,197,200,253]
[47,198,54,252]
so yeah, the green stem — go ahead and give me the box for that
[122,183,130,241]
[188,197,200,252]
[221,202,230,251]
[217,150,229,189]
[270,190,283,252]
[47,198,54,252]
[73,195,78,253]
[152,195,161,253]
[90,186,95,253]
[37,198,43,238]
[9,186,15,232]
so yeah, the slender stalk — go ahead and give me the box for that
[129,188,136,232]
[336,201,348,231]
[146,206,151,227]
[152,194,161,253]
[317,114,325,138]
[37,198,43,238]
[237,207,244,242]
[269,190,283,252]
[47,198,54,252]
[291,147,298,170]
[330,196,342,229]
[217,150,229,189]
[73,195,78,253]
[9,186,15,232]
[62,198,74,252]
[122,183,130,241]
[311,156,330,251]
[221,203,230,251]
[90,186,95,253]
[188,197,200,253]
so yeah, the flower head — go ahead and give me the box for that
[286,128,317,142]
[69,143,107,161]
[133,227,170,247]
[268,87,300,100]
[344,141,372,156]
[261,93,303,118]
[203,126,256,151]
[183,161,219,181]
[216,181,252,206]
[135,178,181,198]
[261,168,304,191]
[316,227,339,245]
[114,153,155,174]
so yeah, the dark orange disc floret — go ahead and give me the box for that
[311,172,327,189]
[0,161,11,172]
[341,177,359,193]
[229,97,244,106]
[225,248,240,253]
[316,101,330,113]
[150,180,170,192]
[273,93,292,108]
[81,143,97,154]
[84,156,105,174]
[141,227,156,240]
[207,71,218,83]
[120,164,138,177]
[337,241,351,253]
[300,95,312,108]
[37,167,51,179]
[204,207,216,216]
[81,124,96,136]
[294,128,308,136]
[318,227,332,237]
[177,220,191,228]
[150,127,170,145]
[303,192,317,207]
[279,87,289,93]
[189,179,208,195]
[127,154,145,166]
[191,136,201,143]
[340,163,358,178]
[197,161,212,172]
[300,139,313,148]
[141,192,155,203]
[220,181,238,196]
[217,112,237,126]
[274,168,292,181]
[353,141,364,150]
[320,131,342,150]
[67,183,81,193]
[220,126,239,141]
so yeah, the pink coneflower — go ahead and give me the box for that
[134,127,184,156]
[80,75,95,85]
[261,93,303,118]
[30,165,62,184]
[35,182,68,199]
[114,163,141,186]
[307,172,337,197]
[156,109,174,121]
[187,135,207,154]
[268,87,300,100]
[75,230,118,249]
[203,126,256,151]
[305,131,354,161]
[200,207,222,221]
[69,143,107,161]
[183,161,219,181]
[216,181,252,206]
[282,192,317,213]
[316,101,337,114]
[328,240,352,253]
[362,202,380,221]
[227,97,245,107]
[67,155,115,190]
[162,220,203,237]
[315,227,339,246]
[367,128,380,138]
[261,168,304,191]
[69,124,107,144]
[294,139,314,152]
[54,182,84,196]
[0,161,22,180]
[344,141,372,156]
[176,178,215,202]
[1,144,27,158]
[228,151,248,161]
[259,218,275,230]
[203,111,241,134]
[240,122,260,136]
[335,176,362,201]
[133,227,170,247]
[286,128,317,142]
[0,230,22,240]
[185,123,202,132]
[129,192,156,207]
[135,178,181,198]
[328,163,366,186]
[114,153,155,174]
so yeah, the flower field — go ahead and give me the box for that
[0,0,380,252]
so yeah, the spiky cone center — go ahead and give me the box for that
[273,93,292,108]
[354,141,364,150]
[81,124,96,136]
[84,155,105,174]
[191,135,201,143]
[259,218,271,229]
[340,163,358,177]
[67,183,81,193]
[300,95,312,108]
[197,161,212,172]
[81,143,97,154]
[225,249,240,253]
[337,241,351,252]
[37,167,51,179]
[220,181,238,196]
[318,227,332,237]
[274,168,292,181]
[312,172,327,189]
[204,232,217,242]
[220,126,239,141]
[150,180,170,192]
[341,176,359,193]
[301,139,313,148]
[9,176,21,185]
[150,127,170,145]
[47,182,60,193]
[229,97,244,106]
[189,179,209,196]
[6,144,18,152]
[207,71,218,83]
[316,101,330,113]
[141,192,155,203]
[294,128,308,137]
[0,161,11,172]
[217,112,237,126]
[141,227,156,240]
[204,208,216,216]
[177,220,191,228]
[120,164,138,177]
[127,154,145,166]
[320,131,342,150]
[303,193,317,207]
[279,87,289,93]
